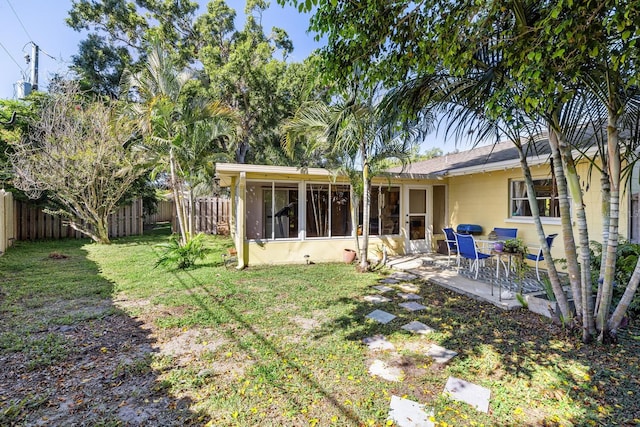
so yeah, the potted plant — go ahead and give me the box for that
[343,248,357,264]
[503,238,527,255]
[503,238,529,292]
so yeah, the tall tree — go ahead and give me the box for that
[66,0,200,96]
[196,0,319,164]
[283,82,418,270]
[10,83,149,243]
[124,39,237,244]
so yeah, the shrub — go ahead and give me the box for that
[590,239,640,318]
[155,233,209,269]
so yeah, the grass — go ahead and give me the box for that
[1,227,640,426]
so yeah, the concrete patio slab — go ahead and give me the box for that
[365,309,396,324]
[362,335,396,351]
[388,254,525,311]
[443,376,491,413]
[401,320,435,335]
[387,256,426,270]
[388,395,434,427]
[364,294,392,304]
[399,301,427,312]
[426,344,458,364]
[369,360,403,382]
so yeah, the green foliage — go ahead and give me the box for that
[196,1,324,164]
[590,240,640,318]
[155,233,209,269]
[503,238,528,255]
[66,0,200,96]
[10,83,151,243]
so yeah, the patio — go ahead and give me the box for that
[386,253,547,311]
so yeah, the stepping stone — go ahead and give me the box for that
[388,395,434,427]
[379,278,400,284]
[396,283,421,293]
[366,309,396,324]
[373,285,395,293]
[501,290,515,300]
[443,376,491,413]
[426,344,458,364]
[369,360,403,382]
[399,301,427,312]
[362,335,395,351]
[397,292,423,300]
[364,294,392,304]
[390,272,419,281]
[401,320,435,335]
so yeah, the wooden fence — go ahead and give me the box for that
[13,199,144,241]
[0,190,15,253]
[144,200,174,224]
[172,197,231,235]
[0,194,230,250]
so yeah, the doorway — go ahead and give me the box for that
[406,187,430,253]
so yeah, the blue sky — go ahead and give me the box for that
[0,0,465,152]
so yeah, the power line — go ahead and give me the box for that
[4,0,34,42]
[0,40,24,72]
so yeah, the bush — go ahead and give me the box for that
[155,233,209,269]
[590,239,640,318]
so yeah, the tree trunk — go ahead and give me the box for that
[597,112,622,343]
[557,130,596,341]
[516,142,571,319]
[609,255,640,334]
[359,153,371,271]
[548,127,582,316]
[188,188,195,237]
[170,148,188,245]
[350,191,361,256]
[595,174,611,318]
[236,136,250,164]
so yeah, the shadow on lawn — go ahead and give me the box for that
[0,240,201,426]
[174,269,365,425]
[312,274,640,426]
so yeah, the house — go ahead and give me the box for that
[216,138,631,267]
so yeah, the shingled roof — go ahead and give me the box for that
[388,138,552,176]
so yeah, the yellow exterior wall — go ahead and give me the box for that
[448,161,629,264]
[247,235,405,265]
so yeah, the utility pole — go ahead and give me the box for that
[30,42,39,91]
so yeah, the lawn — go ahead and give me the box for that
[1,227,639,426]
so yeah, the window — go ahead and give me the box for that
[246,182,298,239]
[306,183,351,237]
[510,178,559,218]
[358,186,401,235]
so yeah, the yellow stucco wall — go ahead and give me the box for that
[247,235,405,265]
[448,162,629,263]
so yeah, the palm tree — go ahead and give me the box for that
[282,83,418,270]
[124,39,237,244]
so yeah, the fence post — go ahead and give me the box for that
[0,190,6,254]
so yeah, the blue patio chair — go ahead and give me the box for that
[493,227,518,240]
[442,227,458,266]
[525,234,558,280]
[455,233,493,279]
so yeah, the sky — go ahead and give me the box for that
[0,0,467,152]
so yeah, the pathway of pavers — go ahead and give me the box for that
[362,272,492,424]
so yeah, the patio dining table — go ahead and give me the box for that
[474,237,509,279]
